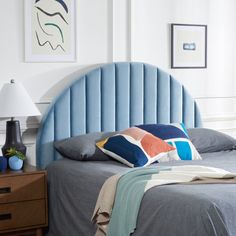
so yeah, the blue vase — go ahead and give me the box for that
[9,156,23,170]
[0,156,7,171]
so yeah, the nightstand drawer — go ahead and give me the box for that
[0,199,46,231]
[0,174,45,203]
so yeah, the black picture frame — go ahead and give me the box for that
[171,23,207,69]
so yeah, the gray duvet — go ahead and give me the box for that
[46,151,236,236]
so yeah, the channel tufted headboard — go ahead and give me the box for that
[36,62,202,169]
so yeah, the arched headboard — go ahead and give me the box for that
[36,62,202,169]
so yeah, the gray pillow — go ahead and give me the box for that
[54,131,117,161]
[187,128,236,153]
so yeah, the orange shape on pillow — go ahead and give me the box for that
[141,134,175,157]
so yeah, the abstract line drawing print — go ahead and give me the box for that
[28,0,75,59]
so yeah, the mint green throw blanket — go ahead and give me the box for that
[103,166,236,236]
[107,166,170,236]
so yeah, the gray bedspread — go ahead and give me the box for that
[46,150,236,236]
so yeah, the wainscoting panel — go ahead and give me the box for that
[0,97,236,165]
[196,97,236,137]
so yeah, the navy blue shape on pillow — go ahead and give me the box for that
[137,124,188,140]
[104,135,148,167]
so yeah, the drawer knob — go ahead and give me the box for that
[0,187,11,194]
[0,213,11,221]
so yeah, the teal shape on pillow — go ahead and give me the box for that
[175,141,192,160]
[179,123,189,137]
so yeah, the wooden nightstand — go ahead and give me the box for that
[0,165,47,236]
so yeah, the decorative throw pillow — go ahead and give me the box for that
[137,123,201,161]
[96,127,180,167]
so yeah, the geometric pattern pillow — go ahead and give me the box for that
[137,123,202,161]
[96,127,180,167]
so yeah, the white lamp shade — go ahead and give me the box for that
[0,81,41,118]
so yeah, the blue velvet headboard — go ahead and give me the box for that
[36,62,202,169]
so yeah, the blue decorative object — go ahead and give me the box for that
[0,156,7,171]
[183,43,196,51]
[9,155,23,170]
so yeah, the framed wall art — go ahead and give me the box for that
[171,24,207,69]
[25,0,76,62]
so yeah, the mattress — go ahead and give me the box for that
[46,150,236,236]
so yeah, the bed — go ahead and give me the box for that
[36,62,236,236]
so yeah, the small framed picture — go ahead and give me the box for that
[24,0,76,62]
[171,24,207,69]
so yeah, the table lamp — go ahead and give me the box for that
[0,80,41,156]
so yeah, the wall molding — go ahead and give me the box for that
[0,97,235,133]
[217,127,236,132]
[0,97,235,164]
[203,115,236,123]
[195,96,236,99]
[36,100,51,104]
[41,94,236,105]
[0,116,235,131]
[0,101,50,134]
[0,123,39,134]
[0,115,235,133]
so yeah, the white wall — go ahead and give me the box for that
[0,0,236,165]
[131,0,236,133]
